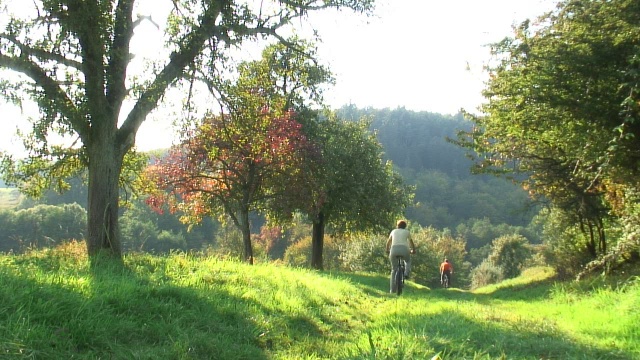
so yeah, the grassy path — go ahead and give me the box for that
[0,244,638,359]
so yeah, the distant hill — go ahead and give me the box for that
[336,106,536,229]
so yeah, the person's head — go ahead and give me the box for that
[444,258,448,263]
[396,220,407,229]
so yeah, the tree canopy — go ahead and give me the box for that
[457,0,640,273]
[147,108,315,263]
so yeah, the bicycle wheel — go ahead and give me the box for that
[395,258,404,295]
[395,267,403,295]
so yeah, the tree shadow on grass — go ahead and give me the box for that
[89,261,332,359]
[385,309,631,359]
[3,258,325,359]
[322,269,570,305]
[409,271,558,303]
[337,271,634,359]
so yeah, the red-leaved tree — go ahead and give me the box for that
[146,107,317,263]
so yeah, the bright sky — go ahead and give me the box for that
[1,0,557,154]
[310,0,557,114]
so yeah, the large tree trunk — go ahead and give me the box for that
[240,208,254,264]
[311,211,325,270]
[86,138,125,260]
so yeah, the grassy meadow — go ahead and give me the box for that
[0,241,638,359]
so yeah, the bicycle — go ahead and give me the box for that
[394,256,406,295]
[441,272,450,289]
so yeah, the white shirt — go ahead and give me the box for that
[389,228,411,247]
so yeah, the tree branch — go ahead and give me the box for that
[0,53,89,140]
[117,1,228,150]
[0,33,83,70]
[106,0,135,116]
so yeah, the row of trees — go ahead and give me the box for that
[0,198,537,289]
[0,0,377,265]
[1,103,541,260]
[144,42,412,269]
[0,203,86,253]
[6,0,639,282]
[457,0,640,277]
[11,105,537,239]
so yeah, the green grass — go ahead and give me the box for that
[0,188,20,209]
[1,242,638,359]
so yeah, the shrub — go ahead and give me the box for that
[283,236,312,267]
[213,225,244,260]
[488,234,531,279]
[411,226,468,288]
[471,260,503,290]
[283,235,341,269]
[337,233,387,273]
[155,230,187,253]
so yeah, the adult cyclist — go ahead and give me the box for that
[385,220,416,293]
[440,258,453,287]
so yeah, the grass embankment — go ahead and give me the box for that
[0,242,638,359]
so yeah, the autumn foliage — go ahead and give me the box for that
[146,108,316,225]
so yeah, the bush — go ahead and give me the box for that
[471,260,503,290]
[283,236,312,267]
[213,224,245,260]
[488,234,531,279]
[539,208,596,279]
[411,226,468,288]
[155,230,187,253]
[120,217,159,252]
[338,233,387,273]
[283,235,341,269]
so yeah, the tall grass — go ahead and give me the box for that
[0,241,638,359]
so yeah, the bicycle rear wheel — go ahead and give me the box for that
[395,268,403,295]
[395,258,404,295]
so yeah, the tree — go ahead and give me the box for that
[456,0,640,264]
[147,108,314,263]
[304,116,413,270]
[0,0,374,262]
[146,41,329,264]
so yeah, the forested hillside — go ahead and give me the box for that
[337,106,536,232]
